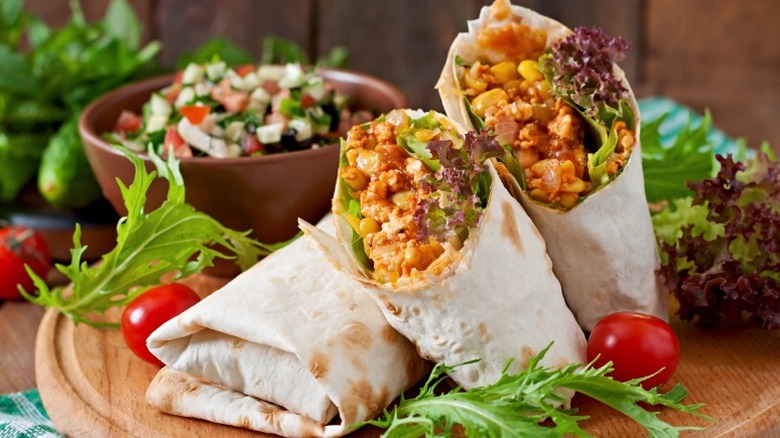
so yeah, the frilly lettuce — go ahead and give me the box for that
[22,147,290,328]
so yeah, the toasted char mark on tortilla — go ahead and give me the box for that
[261,408,284,431]
[347,302,359,312]
[309,351,330,380]
[406,356,427,385]
[340,379,391,424]
[478,322,491,342]
[384,299,402,317]
[230,338,245,350]
[340,322,373,350]
[501,200,524,253]
[310,309,324,319]
[519,345,535,369]
[350,354,368,373]
[336,290,349,300]
[238,415,252,429]
[381,323,402,344]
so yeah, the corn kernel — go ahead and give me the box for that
[518,60,544,82]
[559,160,575,174]
[415,128,441,142]
[390,190,414,209]
[534,80,551,100]
[559,192,579,209]
[490,61,518,84]
[529,188,548,203]
[562,178,586,193]
[358,217,381,237]
[471,88,509,118]
[464,72,488,92]
[340,166,369,191]
[356,150,380,175]
[345,214,361,233]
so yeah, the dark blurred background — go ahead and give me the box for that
[23,0,779,150]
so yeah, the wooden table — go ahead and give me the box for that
[0,301,45,393]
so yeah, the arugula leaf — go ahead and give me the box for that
[104,0,141,50]
[177,37,252,69]
[363,344,709,438]
[22,147,291,328]
[641,111,716,203]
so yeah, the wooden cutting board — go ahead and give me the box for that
[35,274,780,437]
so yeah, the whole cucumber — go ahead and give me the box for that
[37,120,102,209]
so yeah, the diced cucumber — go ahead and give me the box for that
[175,87,195,108]
[145,114,169,133]
[205,61,227,81]
[248,87,270,112]
[279,63,305,88]
[303,76,327,101]
[257,65,285,81]
[289,118,312,142]
[256,123,284,144]
[150,93,172,116]
[182,63,205,84]
[225,121,245,142]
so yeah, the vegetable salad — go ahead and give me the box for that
[109,60,372,158]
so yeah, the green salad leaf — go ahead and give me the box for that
[641,111,716,204]
[22,147,290,328]
[362,344,709,438]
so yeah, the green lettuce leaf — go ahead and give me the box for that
[22,147,289,328]
[641,112,715,203]
[361,344,709,438]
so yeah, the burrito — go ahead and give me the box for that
[145,217,430,437]
[436,0,665,331]
[327,108,586,389]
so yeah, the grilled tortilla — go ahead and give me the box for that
[436,0,666,331]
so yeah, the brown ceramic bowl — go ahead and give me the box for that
[79,69,407,248]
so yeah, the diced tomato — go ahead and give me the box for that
[162,127,192,158]
[211,79,249,113]
[163,83,181,104]
[262,80,281,96]
[113,110,143,133]
[173,70,184,85]
[300,93,316,108]
[180,105,211,125]
[235,64,256,77]
[242,133,263,155]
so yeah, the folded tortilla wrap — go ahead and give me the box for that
[328,109,586,390]
[145,217,429,437]
[436,0,665,331]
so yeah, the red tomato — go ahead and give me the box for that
[162,127,192,158]
[121,283,201,366]
[587,311,680,389]
[0,227,51,301]
[113,110,143,133]
[300,93,316,108]
[179,105,211,125]
[235,64,256,77]
[242,132,263,155]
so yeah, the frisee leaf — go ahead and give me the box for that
[641,111,716,203]
[21,147,291,328]
[360,344,709,438]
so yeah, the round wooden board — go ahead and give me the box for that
[35,275,780,437]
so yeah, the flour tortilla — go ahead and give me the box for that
[145,217,429,437]
[328,119,587,389]
[436,0,666,331]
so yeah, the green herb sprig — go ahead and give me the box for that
[361,344,710,437]
[21,147,291,328]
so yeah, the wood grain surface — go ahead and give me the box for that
[34,273,780,438]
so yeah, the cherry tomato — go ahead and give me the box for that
[587,311,680,390]
[0,227,51,301]
[113,110,143,133]
[121,283,201,366]
[179,105,211,125]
